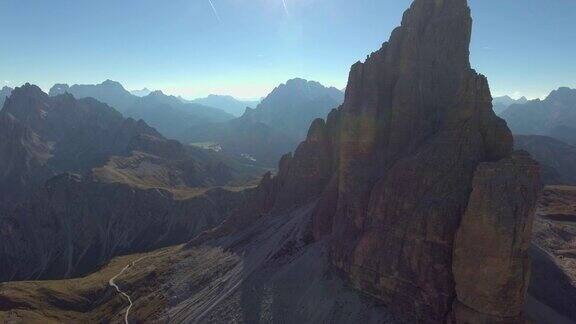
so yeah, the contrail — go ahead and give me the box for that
[207,0,221,22]
[281,0,289,17]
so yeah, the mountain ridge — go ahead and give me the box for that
[501,87,576,144]
[191,94,261,117]
[182,78,344,166]
[48,80,234,139]
[493,95,528,114]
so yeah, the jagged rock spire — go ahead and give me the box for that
[197,0,541,321]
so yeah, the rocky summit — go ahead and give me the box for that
[216,0,542,322]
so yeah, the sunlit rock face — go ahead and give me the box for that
[227,0,542,322]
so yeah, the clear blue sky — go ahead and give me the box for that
[0,0,574,99]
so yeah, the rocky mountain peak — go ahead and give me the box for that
[130,87,152,97]
[101,79,124,88]
[148,90,166,97]
[546,86,576,104]
[0,86,14,109]
[12,83,45,96]
[48,83,70,96]
[219,0,541,321]
[2,83,50,121]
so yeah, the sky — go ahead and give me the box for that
[0,0,574,100]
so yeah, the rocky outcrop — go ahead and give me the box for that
[0,86,12,108]
[453,152,541,322]
[212,0,542,321]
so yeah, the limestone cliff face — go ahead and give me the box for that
[452,152,541,322]
[225,0,542,321]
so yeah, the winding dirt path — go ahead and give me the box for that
[108,252,162,324]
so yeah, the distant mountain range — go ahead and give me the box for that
[515,135,576,185]
[125,90,233,139]
[191,94,261,117]
[49,80,234,139]
[183,78,344,166]
[49,80,136,114]
[499,87,576,185]
[501,87,576,145]
[1,83,243,206]
[0,86,12,108]
[0,83,262,281]
[45,79,343,167]
[244,78,344,139]
[492,95,528,114]
[130,87,152,97]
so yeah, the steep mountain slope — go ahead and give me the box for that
[0,111,53,207]
[49,81,234,139]
[502,87,576,144]
[515,135,576,185]
[492,95,528,114]
[183,78,344,166]
[191,94,260,117]
[0,175,246,282]
[0,84,158,207]
[0,204,402,324]
[0,86,12,108]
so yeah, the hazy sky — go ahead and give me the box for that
[0,0,574,99]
